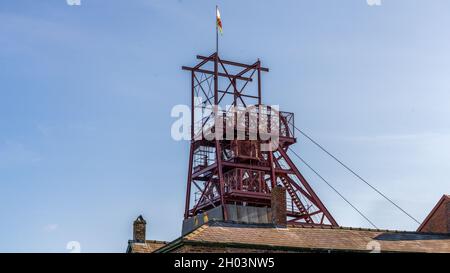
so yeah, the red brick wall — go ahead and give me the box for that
[420,198,450,233]
[448,202,450,233]
[271,186,287,226]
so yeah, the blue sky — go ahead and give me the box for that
[1,0,450,252]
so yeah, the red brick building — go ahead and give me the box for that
[417,195,450,233]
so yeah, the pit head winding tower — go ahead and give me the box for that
[181,53,338,234]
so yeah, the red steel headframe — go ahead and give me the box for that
[182,53,338,227]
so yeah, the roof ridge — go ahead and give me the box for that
[182,219,450,238]
[209,220,418,233]
[144,240,169,244]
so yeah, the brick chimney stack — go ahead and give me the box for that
[271,185,287,227]
[133,215,146,242]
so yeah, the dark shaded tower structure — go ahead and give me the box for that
[181,53,338,234]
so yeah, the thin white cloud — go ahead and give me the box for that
[36,123,52,137]
[44,224,59,232]
[0,140,43,167]
[338,132,450,143]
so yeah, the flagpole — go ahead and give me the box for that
[216,5,218,55]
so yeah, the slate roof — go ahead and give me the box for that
[127,240,167,253]
[152,221,450,253]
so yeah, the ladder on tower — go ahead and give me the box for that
[279,175,313,223]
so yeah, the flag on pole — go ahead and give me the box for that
[216,7,223,35]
